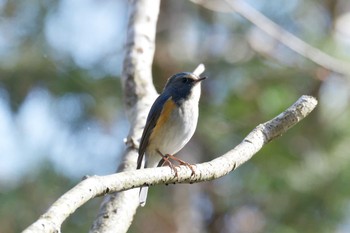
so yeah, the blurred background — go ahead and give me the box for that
[1,0,350,232]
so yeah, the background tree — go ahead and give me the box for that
[1,0,350,232]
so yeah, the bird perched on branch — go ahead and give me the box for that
[137,72,206,206]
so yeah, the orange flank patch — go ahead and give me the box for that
[151,97,176,140]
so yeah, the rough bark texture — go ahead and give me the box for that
[21,0,321,232]
[22,95,317,233]
[89,0,160,232]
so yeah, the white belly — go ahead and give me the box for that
[145,98,199,167]
[160,100,198,154]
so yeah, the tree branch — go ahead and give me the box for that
[192,0,350,76]
[21,1,320,232]
[88,0,160,232]
[22,95,317,233]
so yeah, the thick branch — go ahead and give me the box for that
[22,95,317,233]
[88,1,160,233]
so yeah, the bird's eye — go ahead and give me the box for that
[182,77,188,83]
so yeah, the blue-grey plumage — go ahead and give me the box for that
[137,72,206,206]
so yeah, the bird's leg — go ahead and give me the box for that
[166,154,195,176]
[156,149,178,176]
[157,150,195,176]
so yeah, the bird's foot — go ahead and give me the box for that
[156,150,195,176]
[156,150,178,176]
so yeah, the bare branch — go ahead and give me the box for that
[21,1,321,232]
[22,95,317,233]
[88,0,160,232]
[192,0,350,76]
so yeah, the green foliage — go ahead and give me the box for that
[1,0,350,232]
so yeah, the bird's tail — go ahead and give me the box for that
[139,186,149,207]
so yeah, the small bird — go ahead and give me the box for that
[137,72,206,206]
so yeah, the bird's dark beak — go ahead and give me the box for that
[196,76,207,82]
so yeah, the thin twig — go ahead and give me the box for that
[194,0,350,75]
[227,0,350,75]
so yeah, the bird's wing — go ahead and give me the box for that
[137,94,172,169]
